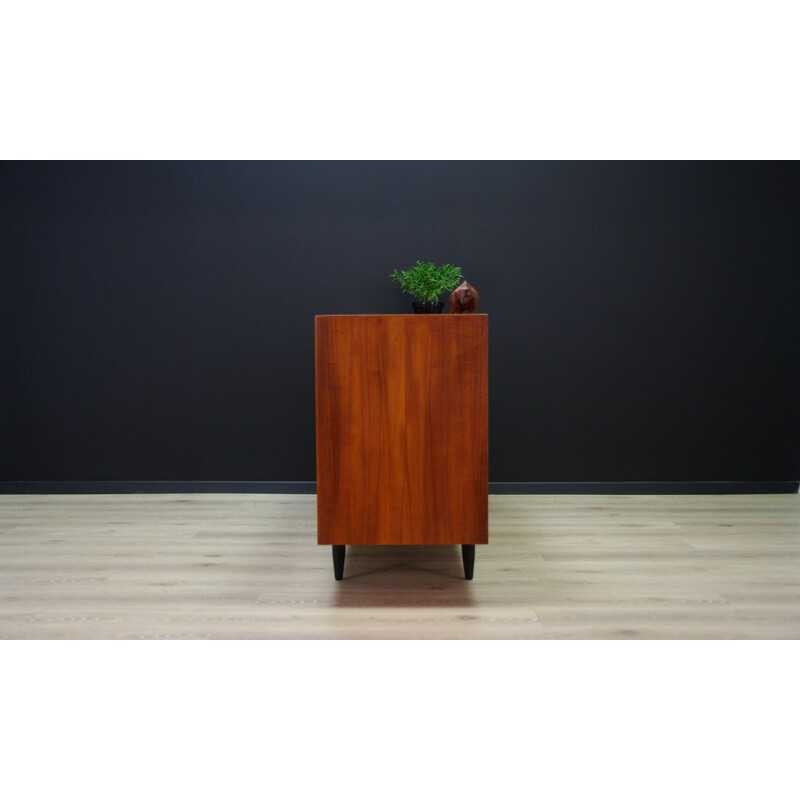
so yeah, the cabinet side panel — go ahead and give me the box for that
[418,315,488,544]
[316,316,488,545]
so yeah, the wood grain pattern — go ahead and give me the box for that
[0,493,798,639]
[315,315,488,546]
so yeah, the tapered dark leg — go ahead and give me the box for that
[461,545,475,580]
[332,545,346,580]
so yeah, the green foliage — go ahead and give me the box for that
[389,260,463,303]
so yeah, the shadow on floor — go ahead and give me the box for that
[329,545,477,608]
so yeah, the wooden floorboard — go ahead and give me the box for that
[0,493,798,639]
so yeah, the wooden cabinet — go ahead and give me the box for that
[315,314,488,579]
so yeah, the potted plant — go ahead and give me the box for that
[389,260,463,313]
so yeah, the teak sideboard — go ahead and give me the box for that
[315,314,488,580]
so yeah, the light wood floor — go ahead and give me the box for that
[0,493,798,639]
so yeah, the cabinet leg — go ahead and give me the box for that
[332,545,346,580]
[461,545,475,580]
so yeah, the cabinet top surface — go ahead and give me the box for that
[315,314,488,319]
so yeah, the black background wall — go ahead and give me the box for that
[2,161,798,490]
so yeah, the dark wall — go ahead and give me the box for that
[2,161,798,485]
